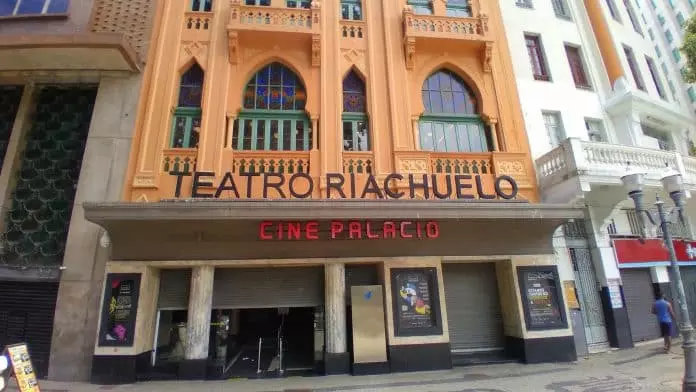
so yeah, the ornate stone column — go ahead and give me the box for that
[182,265,215,379]
[324,263,349,374]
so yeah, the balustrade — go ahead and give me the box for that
[162,148,198,174]
[183,12,213,41]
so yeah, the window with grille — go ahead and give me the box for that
[666,29,674,43]
[233,63,311,151]
[623,0,642,34]
[565,45,591,89]
[342,70,369,152]
[190,0,212,12]
[645,56,667,99]
[446,0,472,17]
[677,12,685,27]
[341,0,362,20]
[244,0,270,5]
[542,111,565,147]
[525,34,551,81]
[606,0,621,21]
[585,118,606,142]
[407,0,432,14]
[170,63,204,149]
[286,0,311,8]
[551,0,571,18]
[623,45,646,91]
[0,0,69,16]
[516,0,534,8]
[673,49,682,63]
[418,70,490,153]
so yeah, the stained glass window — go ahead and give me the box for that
[407,0,432,15]
[0,0,69,16]
[243,63,306,111]
[342,70,369,151]
[235,63,311,151]
[170,63,204,149]
[419,70,489,153]
[178,64,204,108]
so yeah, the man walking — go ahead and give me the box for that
[652,293,676,353]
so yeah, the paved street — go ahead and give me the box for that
[9,341,686,392]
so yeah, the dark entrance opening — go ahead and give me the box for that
[223,307,316,378]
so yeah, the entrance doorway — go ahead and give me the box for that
[223,307,317,378]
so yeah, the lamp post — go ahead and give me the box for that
[621,162,696,392]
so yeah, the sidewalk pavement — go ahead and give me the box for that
[9,340,686,392]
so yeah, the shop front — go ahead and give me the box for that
[84,199,582,384]
[614,238,696,342]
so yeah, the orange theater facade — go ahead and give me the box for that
[83,0,582,384]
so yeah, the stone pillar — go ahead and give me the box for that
[181,265,214,380]
[324,263,349,374]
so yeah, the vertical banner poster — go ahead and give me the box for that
[518,266,568,331]
[98,273,142,346]
[391,268,443,336]
[5,343,40,392]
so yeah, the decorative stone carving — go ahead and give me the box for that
[399,158,428,173]
[135,193,150,202]
[483,42,493,73]
[311,34,321,67]
[228,31,239,64]
[89,0,155,60]
[404,36,416,70]
[497,160,526,176]
[133,174,155,187]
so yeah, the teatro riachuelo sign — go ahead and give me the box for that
[168,171,520,200]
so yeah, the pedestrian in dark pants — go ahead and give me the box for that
[652,293,676,353]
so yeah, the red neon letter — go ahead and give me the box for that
[349,221,363,239]
[306,221,319,240]
[383,222,397,239]
[416,221,423,238]
[331,221,344,239]
[259,221,273,240]
[426,221,440,239]
[276,222,283,240]
[287,222,301,240]
[400,221,413,238]
[366,221,380,239]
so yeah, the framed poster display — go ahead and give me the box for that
[3,343,40,392]
[390,268,443,337]
[98,273,142,347]
[517,266,568,331]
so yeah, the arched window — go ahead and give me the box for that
[445,0,471,16]
[418,69,489,152]
[342,70,369,151]
[191,0,213,12]
[233,62,311,151]
[341,0,362,20]
[170,63,204,149]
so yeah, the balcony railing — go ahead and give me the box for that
[162,149,197,174]
[183,12,213,41]
[402,8,490,42]
[429,152,493,174]
[342,152,374,174]
[229,151,311,174]
[228,1,320,34]
[340,20,366,40]
[536,138,696,192]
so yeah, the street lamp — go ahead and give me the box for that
[621,162,696,392]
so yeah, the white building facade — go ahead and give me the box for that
[501,0,696,355]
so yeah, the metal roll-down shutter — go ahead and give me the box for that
[622,268,660,342]
[213,267,323,309]
[443,263,504,352]
[158,269,191,309]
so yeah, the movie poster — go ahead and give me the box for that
[392,269,441,336]
[518,267,567,330]
[99,273,141,346]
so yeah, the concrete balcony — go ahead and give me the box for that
[536,138,696,203]
[227,0,320,65]
[402,7,491,70]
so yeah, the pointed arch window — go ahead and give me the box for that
[170,63,204,149]
[341,0,362,20]
[191,0,213,12]
[233,63,311,151]
[407,0,432,15]
[342,70,369,151]
[418,70,489,152]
